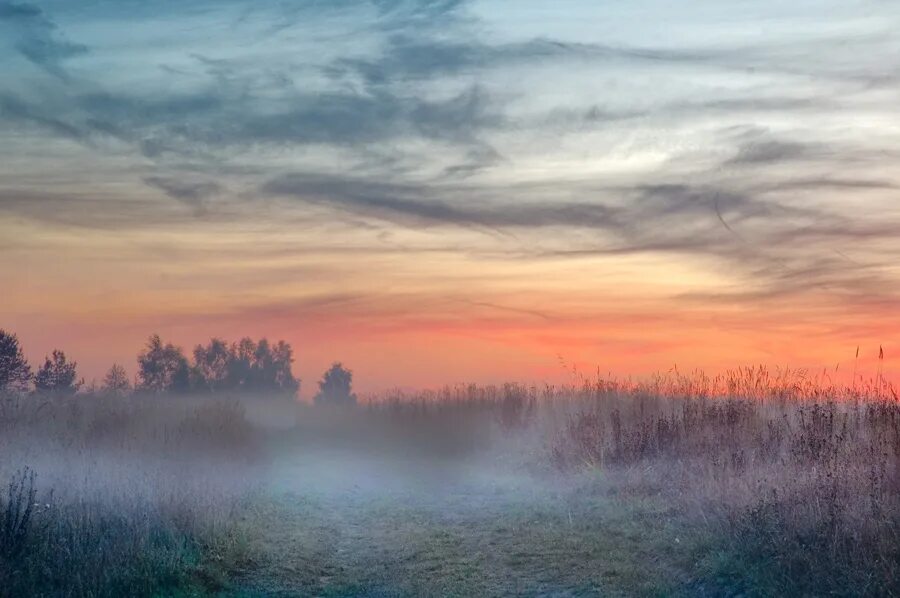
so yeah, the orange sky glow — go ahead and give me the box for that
[2,2,900,397]
[5,214,898,396]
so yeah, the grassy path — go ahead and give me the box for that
[226,451,703,597]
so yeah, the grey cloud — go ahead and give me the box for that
[0,188,186,230]
[681,253,900,304]
[0,2,87,78]
[261,169,900,303]
[143,176,222,211]
[0,2,40,17]
[260,172,872,245]
[727,139,822,165]
[441,145,504,178]
[541,96,832,131]
[17,35,87,75]
[260,175,834,275]
[0,94,86,141]
[0,0,870,176]
[3,0,900,313]
[1,79,502,163]
[330,35,720,85]
[760,178,898,192]
[261,172,620,230]
[328,15,896,92]
[373,0,468,22]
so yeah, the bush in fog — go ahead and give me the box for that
[314,362,356,407]
[34,350,82,396]
[0,330,32,394]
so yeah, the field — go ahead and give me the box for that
[2,368,899,597]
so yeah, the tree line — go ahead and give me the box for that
[0,329,357,404]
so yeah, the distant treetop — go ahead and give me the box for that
[0,329,300,398]
[0,329,32,394]
[34,350,82,396]
[139,334,300,396]
[314,362,356,407]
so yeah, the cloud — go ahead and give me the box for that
[0,2,87,78]
[1,78,502,167]
[726,139,823,165]
[143,176,222,212]
[3,0,900,315]
[0,188,185,230]
[0,94,86,141]
[258,164,900,304]
[260,173,827,240]
[261,172,621,230]
[760,177,898,192]
[328,34,724,86]
[0,2,40,17]
[0,0,501,166]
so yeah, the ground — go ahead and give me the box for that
[222,448,709,597]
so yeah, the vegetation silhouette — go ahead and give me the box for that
[1,328,900,596]
[137,335,192,394]
[0,331,301,398]
[102,363,131,397]
[314,362,357,407]
[34,350,82,396]
[0,330,32,393]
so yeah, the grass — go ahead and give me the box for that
[0,396,261,598]
[0,467,251,597]
[548,387,900,595]
[230,482,691,597]
[1,367,899,596]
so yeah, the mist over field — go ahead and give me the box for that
[4,0,900,595]
[2,341,900,596]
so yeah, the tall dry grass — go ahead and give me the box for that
[0,394,263,597]
[548,367,900,596]
[1,367,898,596]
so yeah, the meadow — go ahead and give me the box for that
[1,368,899,597]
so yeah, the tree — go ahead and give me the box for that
[247,338,299,395]
[34,350,81,396]
[0,330,31,394]
[249,338,275,390]
[192,338,231,392]
[314,362,356,407]
[271,340,300,395]
[102,363,132,397]
[137,335,190,394]
[218,337,299,396]
[226,337,256,389]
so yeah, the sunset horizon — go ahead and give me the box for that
[5,1,900,396]
[4,2,900,595]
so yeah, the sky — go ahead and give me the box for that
[2,0,900,395]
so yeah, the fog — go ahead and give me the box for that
[3,374,899,596]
